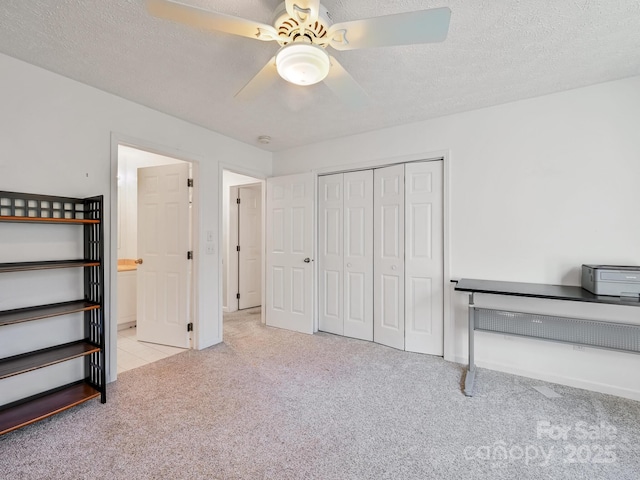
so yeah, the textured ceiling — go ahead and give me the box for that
[1,0,639,152]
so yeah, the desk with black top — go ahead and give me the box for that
[453,278,640,396]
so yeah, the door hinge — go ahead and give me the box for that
[236,245,240,252]
[187,251,193,260]
[187,178,194,187]
[236,197,240,204]
[236,293,240,299]
[187,322,193,332]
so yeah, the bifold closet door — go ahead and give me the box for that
[404,161,444,355]
[343,170,373,341]
[319,171,374,341]
[373,164,405,350]
[318,174,344,335]
[320,162,443,353]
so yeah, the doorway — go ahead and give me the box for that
[115,145,192,374]
[222,170,264,314]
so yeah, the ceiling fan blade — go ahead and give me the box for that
[234,56,279,101]
[323,56,369,108]
[285,0,321,25]
[146,0,279,42]
[327,7,451,51]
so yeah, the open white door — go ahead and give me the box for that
[238,184,262,309]
[266,172,315,334]
[137,163,190,348]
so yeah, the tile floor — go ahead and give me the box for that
[117,327,187,374]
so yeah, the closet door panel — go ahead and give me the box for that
[318,174,344,335]
[343,170,373,341]
[373,165,405,350]
[405,161,444,355]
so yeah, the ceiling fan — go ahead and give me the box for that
[146,0,451,106]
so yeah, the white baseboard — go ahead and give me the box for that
[117,321,136,331]
[452,355,640,402]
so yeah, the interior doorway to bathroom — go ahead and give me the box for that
[222,170,263,314]
[115,145,193,374]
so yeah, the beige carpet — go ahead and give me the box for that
[1,307,639,479]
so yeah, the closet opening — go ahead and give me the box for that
[317,159,444,355]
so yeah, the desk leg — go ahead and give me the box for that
[464,293,476,396]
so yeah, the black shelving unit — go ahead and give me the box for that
[0,191,106,435]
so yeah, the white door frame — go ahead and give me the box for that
[109,133,202,383]
[226,185,240,313]
[314,149,452,360]
[218,164,267,332]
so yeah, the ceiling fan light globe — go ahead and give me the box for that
[275,43,330,86]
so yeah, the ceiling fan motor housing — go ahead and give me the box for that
[272,1,333,46]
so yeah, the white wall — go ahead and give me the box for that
[0,52,272,400]
[221,171,262,311]
[273,76,640,400]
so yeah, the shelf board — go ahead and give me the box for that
[0,340,100,380]
[0,301,100,327]
[0,260,100,273]
[0,216,99,225]
[0,381,100,435]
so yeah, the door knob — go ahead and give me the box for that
[346,263,352,268]
[304,257,311,263]
[135,258,143,265]
[391,265,396,270]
